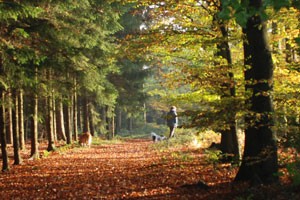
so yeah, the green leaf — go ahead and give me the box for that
[268,0,291,10]
[295,37,300,46]
[218,6,231,21]
[234,9,249,27]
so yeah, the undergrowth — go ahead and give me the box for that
[117,123,168,138]
[150,129,221,151]
[92,137,123,145]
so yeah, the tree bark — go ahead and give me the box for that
[53,96,57,142]
[111,115,115,138]
[235,0,278,185]
[46,91,55,151]
[88,104,95,136]
[82,95,89,133]
[12,89,22,165]
[64,97,72,144]
[0,60,9,171]
[5,89,13,144]
[127,117,133,131]
[215,15,239,161]
[77,95,82,132]
[143,103,147,125]
[106,106,113,139]
[18,89,25,150]
[73,80,78,141]
[101,106,107,135]
[116,107,122,134]
[56,99,66,141]
[30,67,39,160]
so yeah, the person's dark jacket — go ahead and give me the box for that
[167,108,178,127]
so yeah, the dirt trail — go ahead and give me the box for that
[0,139,236,199]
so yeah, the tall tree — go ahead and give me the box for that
[5,90,13,145]
[46,85,55,151]
[0,58,9,171]
[12,88,22,165]
[0,0,126,148]
[88,103,95,136]
[73,78,78,140]
[82,94,89,133]
[210,1,240,161]
[232,0,278,184]
[64,96,72,145]
[30,66,39,160]
[18,89,25,150]
[56,99,66,141]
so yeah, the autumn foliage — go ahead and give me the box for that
[0,138,299,199]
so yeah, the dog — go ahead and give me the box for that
[150,132,166,142]
[79,132,92,147]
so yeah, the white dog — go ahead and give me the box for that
[151,132,166,142]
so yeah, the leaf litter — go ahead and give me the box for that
[0,139,299,199]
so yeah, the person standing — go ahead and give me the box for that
[166,106,178,138]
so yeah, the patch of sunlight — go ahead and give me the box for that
[190,138,201,149]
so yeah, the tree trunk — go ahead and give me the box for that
[5,89,13,144]
[106,106,115,139]
[116,108,122,134]
[12,89,22,165]
[30,67,39,160]
[0,60,9,172]
[46,92,55,151]
[73,80,78,141]
[77,95,82,132]
[215,16,239,161]
[56,99,66,141]
[88,104,95,136]
[111,115,115,139]
[82,95,89,133]
[64,97,72,144]
[220,125,239,159]
[143,103,147,125]
[106,106,113,139]
[235,0,278,185]
[18,89,25,150]
[53,96,57,142]
[101,106,107,135]
[127,117,133,131]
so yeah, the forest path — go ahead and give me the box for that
[0,139,237,199]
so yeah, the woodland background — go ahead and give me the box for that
[0,0,300,199]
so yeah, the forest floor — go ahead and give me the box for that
[0,138,299,200]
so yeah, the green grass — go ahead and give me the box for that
[117,123,169,138]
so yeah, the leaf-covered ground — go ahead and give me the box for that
[0,139,299,199]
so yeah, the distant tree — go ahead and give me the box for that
[269,7,300,149]
[209,1,240,161]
